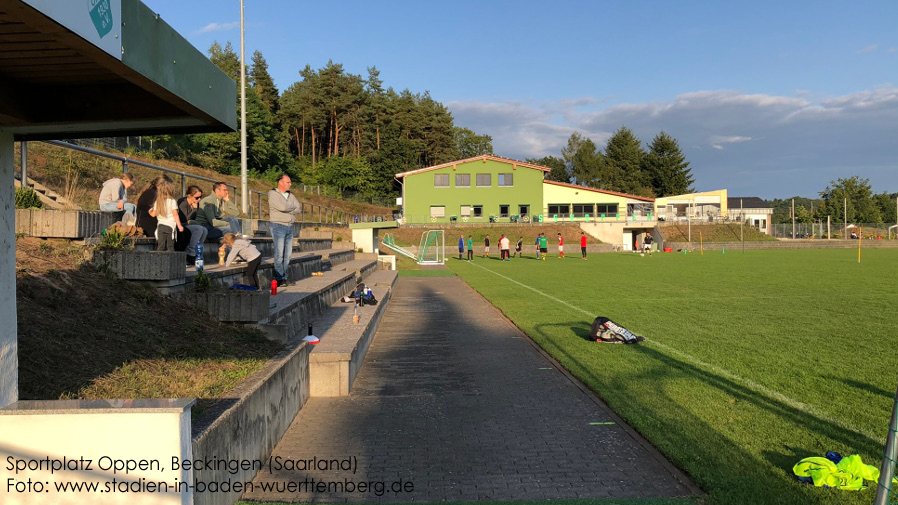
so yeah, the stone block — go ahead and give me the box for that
[93,249,186,280]
[175,290,270,323]
[17,209,121,238]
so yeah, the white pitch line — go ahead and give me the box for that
[466,261,882,443]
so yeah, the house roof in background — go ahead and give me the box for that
[395,154,552,178]
[543,180,655,202]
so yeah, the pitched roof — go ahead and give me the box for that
[543,180,655,202]
[395,155,552,178]
[727,197,771,209]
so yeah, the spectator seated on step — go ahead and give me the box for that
[98,172,136,216]
[196,181,242,240]
[176,185,209,265]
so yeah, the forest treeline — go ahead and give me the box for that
[145,43,494,199]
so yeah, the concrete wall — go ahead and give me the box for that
[192,341,311,505]
[15,209,122,238]
[0,399,194,505]
[0,132,15,407]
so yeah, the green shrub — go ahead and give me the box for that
[97,228,131,250]
[194,268,212,292]
[15,188,42,209]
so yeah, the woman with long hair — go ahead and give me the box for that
[150,178,183,251]
[135,174,173,237]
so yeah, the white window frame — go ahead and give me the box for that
[498,173,513,187]
[455,173,470,187]
[476,174,491,187]
[430,206,446,218]
[434,174,449,187]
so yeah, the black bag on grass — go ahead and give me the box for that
[589,317,645,344]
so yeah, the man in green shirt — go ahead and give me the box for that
[196,181,241,240]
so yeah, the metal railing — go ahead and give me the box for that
[40,140,355,224]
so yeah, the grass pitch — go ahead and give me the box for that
[448,248,898,505]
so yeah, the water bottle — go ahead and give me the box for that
[195,242,204,271]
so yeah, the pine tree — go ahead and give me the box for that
[643,131,694,196]
[603,126,647,195]
[250,50,279,117]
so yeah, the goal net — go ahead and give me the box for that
[417,230,445,265]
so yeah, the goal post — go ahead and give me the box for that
[417,230,445,265]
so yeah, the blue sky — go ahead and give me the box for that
[146,0,898,199]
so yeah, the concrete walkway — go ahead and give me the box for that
[244,276,699,503]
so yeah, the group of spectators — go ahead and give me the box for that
[98,173,303,288]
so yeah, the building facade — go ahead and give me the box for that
[396,155,549,224]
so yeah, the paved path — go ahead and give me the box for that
[245,276,698,503]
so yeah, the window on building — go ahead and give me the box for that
[519,205,530,216]
[595,203,618,216]
[455,173,470,187]
[460,205,472,217]
[473,205,483,217]
[499,205,509,217]
[431,206,445,218]
[547,204,570,217]
[434,174,449,187]
[572,204,593,217]
[476,174,491,187]
[498,173,513,186]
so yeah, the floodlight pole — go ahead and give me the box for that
[874,382,898,505]
[844,198,847,240]
[239,0,248,214]
[740,199,744,253]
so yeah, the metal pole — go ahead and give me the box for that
[874,383,898,505]
[122,160,128,174]
[239,0,248,214]
[741,198,744,253]
[844,197,847,240]
[19,141,27,186]
[180,174,186,197]
[791,198,795,239]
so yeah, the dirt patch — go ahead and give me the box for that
[14,237,281,408]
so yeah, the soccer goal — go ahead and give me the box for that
[416,230,445,265]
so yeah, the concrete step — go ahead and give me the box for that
[261,258,379,341]
[308,269,398,396]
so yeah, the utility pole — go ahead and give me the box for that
[791,198,795,239]
[239,0,248,214]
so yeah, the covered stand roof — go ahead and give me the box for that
[0,0,236,139]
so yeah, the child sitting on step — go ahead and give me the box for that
[221,233,261,288]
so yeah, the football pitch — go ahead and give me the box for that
[448,248,898,505]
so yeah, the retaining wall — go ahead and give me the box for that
[191,340,311,505]
[15,209,122,239]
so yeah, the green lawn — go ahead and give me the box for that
[447,249,898,505]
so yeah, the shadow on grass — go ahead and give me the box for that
[532,320,878,505]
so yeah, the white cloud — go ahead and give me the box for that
[448,87,898,198]
[857,44,878,54]
[889,47,898,54]
[197,21,239,34]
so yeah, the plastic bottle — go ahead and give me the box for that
[218,247,226,266]
[195,242,204,271]
[270,279,277,296]
[353,305,360,324]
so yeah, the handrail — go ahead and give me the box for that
[42,140,370,225]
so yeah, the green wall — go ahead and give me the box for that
[402,159,544,223]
